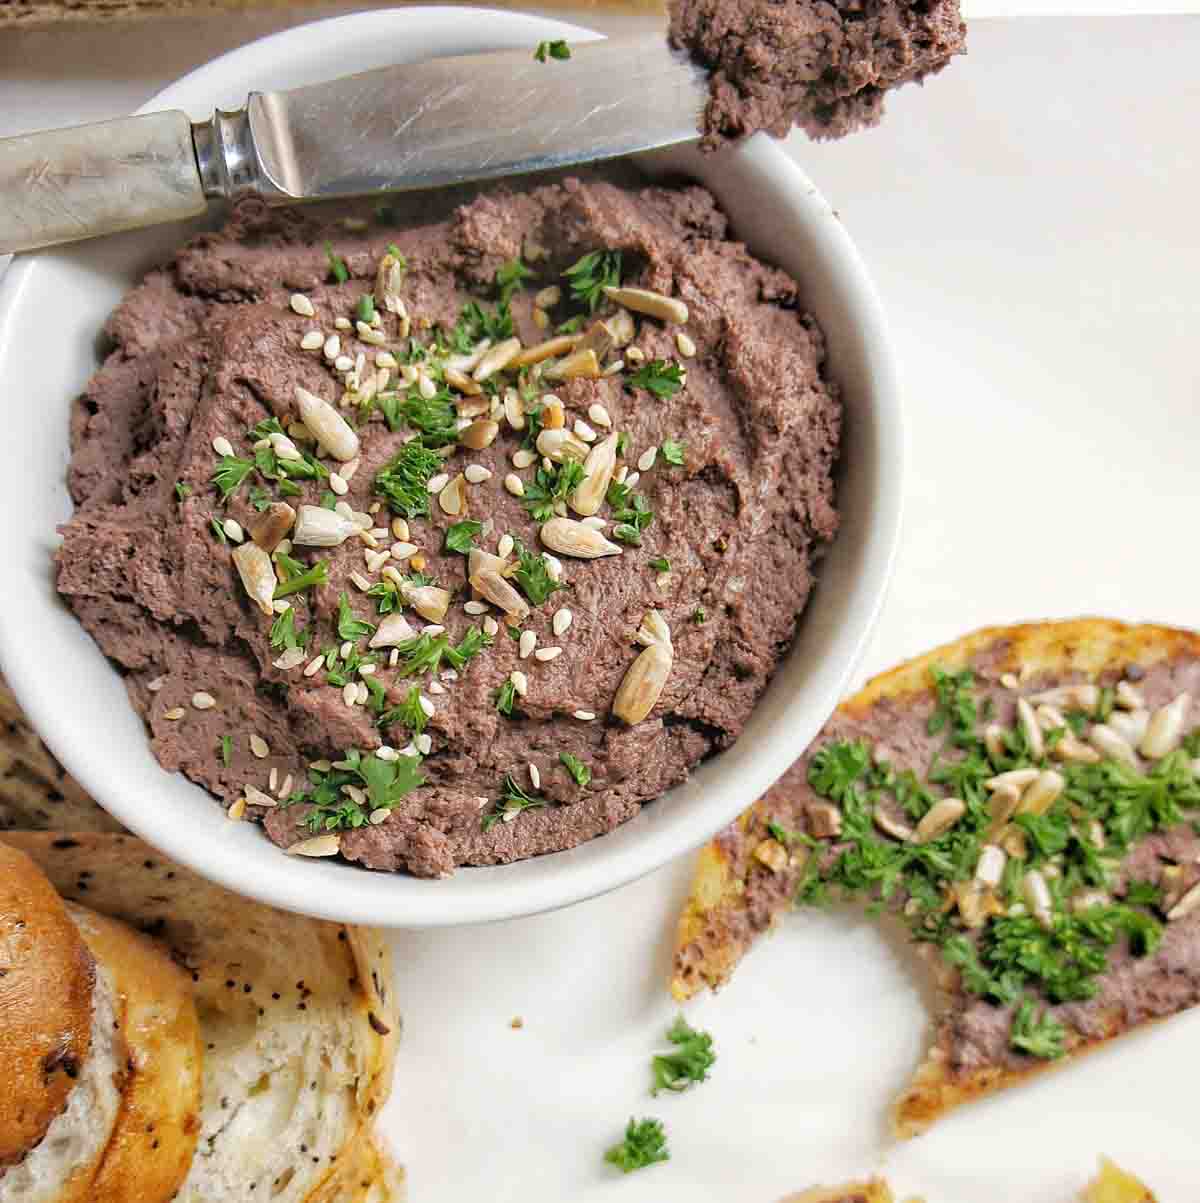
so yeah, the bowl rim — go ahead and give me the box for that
[0,6,904,927]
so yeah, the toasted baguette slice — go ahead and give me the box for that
[671,620,1200,1136]
[64,903,202,1203]
[5,832,401,1203]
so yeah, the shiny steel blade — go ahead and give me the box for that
[244,36,707,199]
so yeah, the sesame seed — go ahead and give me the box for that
[358,663,377,676]
[675,331,697,358]
[323,334,341,361]
[333,355,353,373]
[519,630,537,659]
[535,285,561,308]
[574,420,597,443]
[212,435,235,457]
[369,808,390,825]
[424,624,445,637]
[303,655,324,677]
[504,473,525,497]
[512,449,537,469]
[245,784,277,808]
[391,517,410,541]
[542,553,563,581]
[580,516,606,531]
[510,670,529,697]
[223,518,244,543]
[427,472,450,494]
[428,680,447,695]
[290,293,315,317]
[625,346,645,364]
[390,541,418,559]
[573,710,596,721]
[534,646,563,662]
[1000,672,1020,690]
[376,351,398,369]
[310,759,333,773]
[365,549,390,573]
[588,403,612,428]
[334,316,351,330]
[359,326,388,347]
[376,746,399,762]
[329,472,349,496]
[553,608,573,636]
[227,797,247,821]
[163,707,185,720]
[250,734,270,758]
[342,682,358,708]
[529,763,541,790]
[273,648,308,671]
[464,601,487,615]
[340,640,353,659]
[497,533,515,558]
[418,373,437,400]
[192,691,216,710]
[268,766,279,792]
[350,571,372,591]
[415,733,432,755]
[625,471,641,488]
[389,649,400,668]
[278,773,294,798]
[483,616,499,637]
[300,330,324,351]
[146,675,166,692]
[464,464,492,484]
[637,447,657,472]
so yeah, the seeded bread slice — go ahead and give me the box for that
[0,677,123,833]
[4,831,401,1203]
[670,619,1200,1136]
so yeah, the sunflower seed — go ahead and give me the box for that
[675,331,697,358]
[473,337,523,382]
[273,648,308,671]
[534,646,562,662]
[329,472,349,496]
[504,473,525,497]
[1016,769,1065,816]
[613,640,672,724]
[163,707,185,721]
[873,807,914,842]
[369,612,418,649]
[472,570,530,620]
[1107,708,1150,745]
[974,844,1007,888]
[1168,881,1200,921]
[534,285,561,308]
[290,293,315,317]
[464,464,493,485]
[984,722,1007,763]
[291,504,360,548]
[553,608,573,637]
[543,347,601,381]
[637,447,658,473]
[588,403,612,428]
[1023,870,1054,928]
[404,584,451,623]
[519,630,537,659]
[573,710,596,721]
[510,334,580,368]
[212,435,235,458]
[460,419,499,450]
[1028,683,1100,710]
[1115,680,1145,710]
[504,390,526,430]
[426,472,450,494]
[438,474,467,516]
[510,670,529,698]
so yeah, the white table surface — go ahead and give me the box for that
[3,9,1200,1202]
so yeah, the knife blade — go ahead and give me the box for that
[0,36,707,256]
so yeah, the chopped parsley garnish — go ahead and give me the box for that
[559,751,591,787]
[291,747,423,833]
[320,490,339,510]
[604,1118,668,1174]
[444,520,483,555]
[277,478,302,498]
[211,455,255,500]
[324,241,348,284]
[556,315,584,335]
[269,606,308,651]
[661,439,686,466]
[248,484,273,511]
[273,559,329,598]
[562,249,621,313]
[494,678,517,717]
[394,627,492,678]
[649,557,671,572]
[691,606,707,624]
[452,299,513,350]
[336,592,375,642]
[628,358,684,400]
[356,294,376,324]
[386,243,406,267]
[495,255,535,304]
[210,516,228,545]
[606,479,653,545]
[325,644,376,688]
[378,685,428,735]
[393,385,459,448]
[1124,879,1162,908]
[521,460,586,523]
[362,674,388,715]
[615,432,629,457]
[174,481,191,501]
[1010,997,1066,1060]
[481,773,547,832]
[534,38,571,62]
[220,735,232,768]
[650,1016,715,1095]
[249,416,285,440]
[512,540,562,606]
[374,443,443,518]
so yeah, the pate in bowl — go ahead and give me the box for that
[0,7,902,926]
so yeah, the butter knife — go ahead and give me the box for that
[0,36,706,256]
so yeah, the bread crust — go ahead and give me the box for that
[670,619,1200,1135]
[0,843,96,1169]
[63,902,202,1202]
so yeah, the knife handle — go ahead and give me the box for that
[0,111,207,256]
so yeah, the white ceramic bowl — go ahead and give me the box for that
[0,7,902,927]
